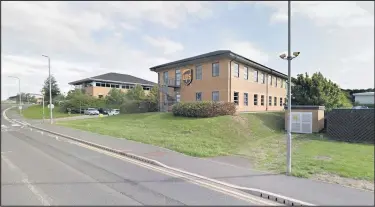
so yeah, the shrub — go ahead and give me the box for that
[172,102,236,118]
[120,100,158,114]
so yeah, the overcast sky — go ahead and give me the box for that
[1,1,374,100]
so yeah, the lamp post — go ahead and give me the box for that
[8,76,22,114]
[279,0,300,175]
[42,55,53,124]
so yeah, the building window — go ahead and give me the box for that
[244,67,248,80]
[115,84,120,88]
[280,97,283,106]
[244,93,248,106]
[275,77,278,87]
[143,86,151,91]
[269,75,272,85]
[274,97,277,106]
[121,85,126,89]
[273,77,277,87]
[176,69,181,86]
[253,94,258,106]
[254,70,258,82]
[269,96,272,106]
[95,82,101,87]
[100,83,106,87]
[163,71,168,84]
[106,83,110,87]
[196,92,202,101]
[196,65,203,80]
[233,63,239,77]
[98,95,103,99]
[212,62,220,77]
[261,95,265,106]
[260,72,265,84]
[233,92,239,105]
[176,94,181,102]
[212,91,219,102]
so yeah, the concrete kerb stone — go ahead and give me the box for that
[3,106,314,206]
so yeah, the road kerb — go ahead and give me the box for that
[3,106,314,206]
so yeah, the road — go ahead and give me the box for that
[1,105,275,206]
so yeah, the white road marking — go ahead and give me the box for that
[2,125,8,128]
[1,155,52,206]
[12,124,21,127]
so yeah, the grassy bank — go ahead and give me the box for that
[58,112,374,181]
[22,105,79,119]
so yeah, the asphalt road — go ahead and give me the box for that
[1,105,271,206]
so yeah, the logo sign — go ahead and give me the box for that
[182,69,193,86]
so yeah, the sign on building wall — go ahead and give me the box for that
[182,69,193,86]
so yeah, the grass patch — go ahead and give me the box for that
[22,105,79,119]
[58,112,374,181]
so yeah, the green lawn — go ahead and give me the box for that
[21,105,79,119]
[57,112,374,181]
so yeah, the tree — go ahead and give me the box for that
[41,75,61,101]
[105,88,127,107]
[126,84,146,100]
[146,85,159,103]
[291,72,352,111]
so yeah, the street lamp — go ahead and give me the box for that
[8,76,22,114]
[42,54,53,124]
[279,0,301,176]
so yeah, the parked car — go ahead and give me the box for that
[84,108,100,115]
[352,106,369,109]
[108,109,120,116]
[98,108,110,115]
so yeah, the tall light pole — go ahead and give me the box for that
[42,55,53,124]
[9,76,22,114]
[279,0,300,175]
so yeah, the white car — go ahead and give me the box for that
[84,108,100,115]
[108,109,120,116]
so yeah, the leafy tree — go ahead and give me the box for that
[291,72,352,111]
[126,84,146,100]
[41,75,61,101]
[147,85,159,103]
[105,88,127,107]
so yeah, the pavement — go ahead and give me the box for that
[3,105,375,205]
[1,105,273,206]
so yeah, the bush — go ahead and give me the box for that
[120,100,158,114]
[172,102,236,118]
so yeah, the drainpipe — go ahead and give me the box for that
[229,56,237,103]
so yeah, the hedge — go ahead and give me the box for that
[172,102,236,118]
[120,100,158,114]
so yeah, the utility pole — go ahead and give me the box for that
[9,76,22,114]
[42,55,53,124]
[286,0,292,175]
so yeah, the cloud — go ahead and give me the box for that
[143,36,184,55]
[2,1,210,100]
[220,40,269,64]
[256,1,374,28]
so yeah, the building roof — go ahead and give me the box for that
[353,92,374,96]
[149,50,288,79]
[68,72,156,86]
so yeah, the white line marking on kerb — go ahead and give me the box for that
[1,155,52,206]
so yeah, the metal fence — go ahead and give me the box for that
[326,109,374,143]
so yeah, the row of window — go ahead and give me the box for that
[234,92,286,106]
[233,63,286,88]
[94,82,151,91]
[164,62,286,89]
[195,91,287,106]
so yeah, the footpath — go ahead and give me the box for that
[6,110,374,206]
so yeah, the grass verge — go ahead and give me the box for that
[57,112,374,181]
[22,105,79,119]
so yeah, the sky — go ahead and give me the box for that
[1,1,374,100]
